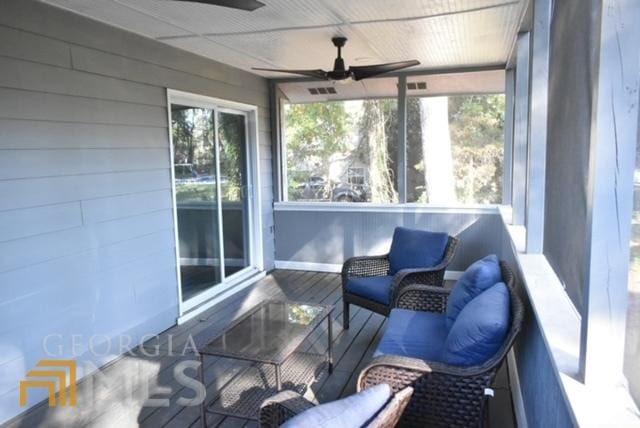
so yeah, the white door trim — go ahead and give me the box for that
[167,88,263,317]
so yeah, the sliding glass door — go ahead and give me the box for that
[169,94,257,312]
[218,111,251,276]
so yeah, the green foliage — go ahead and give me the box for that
[171,107,215,174]
[283,93,505,204]
[407,94,505,204]
[175,183,215,203]
[449,95,505,204]
[284,102,351,197]
[218,112,245,201]
[172,108,247,203]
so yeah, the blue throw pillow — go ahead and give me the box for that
[282,384,392,428]
[441,282,511,367]
[445,255,501,329]
[388,227,449,275]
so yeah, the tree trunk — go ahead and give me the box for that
[365,101,398,203]
[419,97,456,204]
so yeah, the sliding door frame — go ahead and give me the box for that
[167,89,263,316]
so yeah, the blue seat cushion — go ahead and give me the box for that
[374,309,448,361]
[346,276,393,305]
[441,282,511,367]
[388,227,449,275]
[446,254,501,329]
[282,383,392,428]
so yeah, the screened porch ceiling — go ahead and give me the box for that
[41,0,527,80]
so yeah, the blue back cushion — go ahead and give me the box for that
[446,254,501,329]
[441,282,511,367]
[388,227,449,275]
[282,384,392,428]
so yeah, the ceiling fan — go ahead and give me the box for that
[172,0,265,12]
[253,37,420,81]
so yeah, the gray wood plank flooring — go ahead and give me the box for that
[5,270,515,428]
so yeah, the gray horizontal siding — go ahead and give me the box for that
[0,209,175,276]
[0,0,274,423]
[0,148,170,179]
[0,202,82,242]
[0,55,166,106]
[0,87,168,126]
[69,45,270,111]
[0,229,176,304]
[0,169,172,211]
[274,209,503,271]
[81,189,174,223]
[0,25,71,68]
[0,119,171,149]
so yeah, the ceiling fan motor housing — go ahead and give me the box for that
[332,37,348,48]
[330,37,349,79]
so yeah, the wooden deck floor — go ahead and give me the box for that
[6,270,515,428]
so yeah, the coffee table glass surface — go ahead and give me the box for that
[198,299,332,364]
[196,299,334,424]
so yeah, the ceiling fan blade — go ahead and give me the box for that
[252,67,328,80]
[172,0,265,11]
[349,60,420,80]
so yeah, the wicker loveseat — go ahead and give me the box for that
[357,260,523,427]
[341,227,459,328]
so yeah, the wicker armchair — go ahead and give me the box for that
[259,387,414,428]
[341,235,458,328]
[357,262,524,428]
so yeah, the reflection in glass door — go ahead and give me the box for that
[171,104,222,302]
[170,101,254,309]
[218,111,250,276]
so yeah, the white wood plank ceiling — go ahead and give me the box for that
[42,0,526,79]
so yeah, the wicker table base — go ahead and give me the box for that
[197,300,334,427]
[207,352,328,420]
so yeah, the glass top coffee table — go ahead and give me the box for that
[197,300,334,425]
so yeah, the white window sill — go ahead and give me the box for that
[274,201,500,214]
[500,208,640,426]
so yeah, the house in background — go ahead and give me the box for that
[0,0,639,426]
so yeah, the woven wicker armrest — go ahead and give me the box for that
[368,386,414,428]
[259,390,316,428]
[341,254,390,283]
[357,355,434,393]
[392,284,451,313]
[357,355,498,427]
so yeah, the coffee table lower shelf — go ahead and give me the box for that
[204,352,329,421]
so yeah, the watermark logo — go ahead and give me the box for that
[19,360,77,407]
[17,335,207,410]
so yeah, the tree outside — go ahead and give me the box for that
[171,107,249,204]
[171,106,217,204]
[284,100,398,202]
[283,93,505,204]
[406,94,505,204]
[284,102,351,200]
